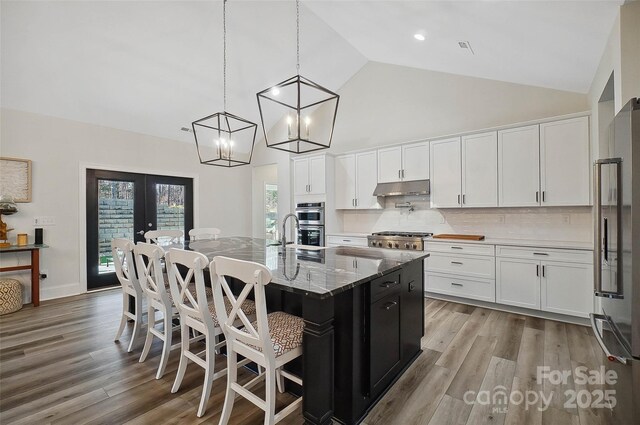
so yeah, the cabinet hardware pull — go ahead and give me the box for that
[462,194,466,204]
[343,239,351,242]
[402,169,405,179]
[457,194,461,204]
[380,281,397,288]
[533,252,548,256]
[536,265,539,276]
[451,261,463,265]
[542,265,546,277]
[542,191,546,202]
[451,246,463,250]
[408,281,415,292]
[451,282,463,287]
[536,191,539,202]
[398,170,401,179]
[384,301,398,310]
[355,198,358,207]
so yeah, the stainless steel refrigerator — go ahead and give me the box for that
[591,97,640,425]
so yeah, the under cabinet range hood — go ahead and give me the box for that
[373,179,430,197]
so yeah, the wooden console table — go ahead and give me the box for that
[0,244,48,306]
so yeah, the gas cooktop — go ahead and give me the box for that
[368,231,433,250]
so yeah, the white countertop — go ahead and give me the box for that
[424,237,593,251]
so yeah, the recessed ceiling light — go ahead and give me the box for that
[414,33,426,41]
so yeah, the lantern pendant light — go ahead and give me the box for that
[192,0,257,167]
[256,0,339,154]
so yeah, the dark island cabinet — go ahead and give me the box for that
[333,259,425,425]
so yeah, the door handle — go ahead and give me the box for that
[398,170,401,179]
[457,194,461,205]
[536,191,539,203]
[462,194,466,204]
[136,230,145,236]
[536,264,539,277]
[542,265,546,277]
[542,191,546,202]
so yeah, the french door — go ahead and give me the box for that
[86,169,193,290]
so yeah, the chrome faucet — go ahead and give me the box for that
[281,213,299,247]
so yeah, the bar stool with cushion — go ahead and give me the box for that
[210,256,304,425]
[0,278,22,315]
[165,249,257,417]
[112,238,145,352]
[144,229,184,245]
[188,228,221,241]
[134,242,209,379]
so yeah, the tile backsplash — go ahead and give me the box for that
[341,197,593,242]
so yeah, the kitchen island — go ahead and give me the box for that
[187,237,428,425]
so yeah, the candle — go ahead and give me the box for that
[216,139,221,158]
[304,116,311,139]
[229,140,234,159]
[287,116,293,140]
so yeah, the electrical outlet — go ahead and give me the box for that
[40,269,48,279]
[34,216,56,226]
[562,214,571,224]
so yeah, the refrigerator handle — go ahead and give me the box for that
[594,161,603,295]
[594,158,624,299]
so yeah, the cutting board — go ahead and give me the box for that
[432,234,485,241]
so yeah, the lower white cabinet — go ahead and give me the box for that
[496,258,542,310]
[425,272,495,303]
[541,262,593,317]
[326,235,368,248]
[496,246,593,317]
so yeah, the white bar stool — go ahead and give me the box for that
[189,228,221,241]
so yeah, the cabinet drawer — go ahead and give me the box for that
[370,271,401,304]
[425,272,495,302]
[496,246,592,264]
[326,235,368,247]
[424,241,494,256]
[425,253,495,279]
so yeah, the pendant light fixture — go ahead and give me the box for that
[192,0,257,167]
[256,0,339,154]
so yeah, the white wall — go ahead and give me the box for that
[325,61,589,154]
[251,164,278,239]
[0,108,252,302]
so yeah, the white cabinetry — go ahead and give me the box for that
[425,241,496,303]
[293,155,326,195]
[430,138,461,208]
[378,142,429,183]
[462,131,498,207]
[498,117,590,207]
[430,133,498,208]
[326,235,368,247]
[335,151,380,210]
[496,246,593,317]
[498,125,540,207]
[540,116,590,206]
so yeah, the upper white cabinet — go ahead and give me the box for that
[378,142,429,183]
[293,155,326,195]
[335,151,380,209]
[430,138,462,208]
[430,132,497,208]
[498,125,541,207]
[462,131,498,207]
[540,116,590,206]
[498,117,590,207]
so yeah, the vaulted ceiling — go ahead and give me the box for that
[0,1,622,144]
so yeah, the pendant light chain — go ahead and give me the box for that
[296,0,300,73]
[223,0,227,111]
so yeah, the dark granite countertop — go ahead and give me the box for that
[183,237,428,299]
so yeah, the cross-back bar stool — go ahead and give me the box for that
[144,229,183,245]
[112,238,145,353]
[188,228,221,241]
[210,256,304,425]
[165,249,257,417]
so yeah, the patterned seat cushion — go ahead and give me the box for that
[0,279,22,316]
[166,283,212,304]
[207,297,257,327]
[242,311,305,358]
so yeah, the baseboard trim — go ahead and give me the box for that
[41,282,83,302]
[425,292,590,326]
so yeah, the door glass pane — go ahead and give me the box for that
[265,184,278,240]
[98,180,134,274]
[156,183,185,241]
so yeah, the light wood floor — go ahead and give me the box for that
[0,290,606,425]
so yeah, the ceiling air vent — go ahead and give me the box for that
[458,41,475,55]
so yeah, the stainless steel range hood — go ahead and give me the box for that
[373,179,430,197]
